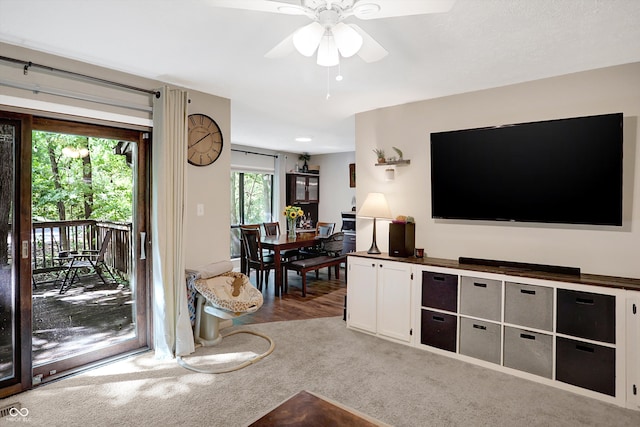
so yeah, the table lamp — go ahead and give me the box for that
[358,192,392,254]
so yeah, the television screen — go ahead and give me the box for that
[430,113,623,226]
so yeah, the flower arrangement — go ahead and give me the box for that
[283,205,304,238]
[283,205,304,219]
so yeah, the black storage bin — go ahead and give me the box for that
[557,289,615,344]
[422,271,458,312]
[556,337,615,396]
[421,309,457,352]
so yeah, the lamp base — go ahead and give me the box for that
[367,217,381,254]
[367,241,381,254]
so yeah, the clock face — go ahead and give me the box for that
[187,113,223,166]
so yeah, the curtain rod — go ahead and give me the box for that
[0,55,161,98]
[231,148,279,158]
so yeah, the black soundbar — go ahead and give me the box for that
[458,257,581,276]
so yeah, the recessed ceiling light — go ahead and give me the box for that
[295,137,313,142]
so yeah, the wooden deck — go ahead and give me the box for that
[31,271,134,367]
[29,265,346,367]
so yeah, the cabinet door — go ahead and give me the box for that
[347,258,377,333]
[627,291,640,409]
[377,261,412,342]
[306,176,319,202]
[294,176,307,202]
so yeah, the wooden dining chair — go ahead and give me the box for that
[240,226,275,293]
[263,221,301,263]
[299,221,336,259]
[263,222,280,236]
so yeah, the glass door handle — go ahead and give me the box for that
[140,232,146,260]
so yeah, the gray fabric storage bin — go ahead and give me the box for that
[504,282,553,331]
[503,326,552,378]
[459,317,501,364]
[459,276,502,321]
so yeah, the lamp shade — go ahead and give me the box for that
[358,192,392,219]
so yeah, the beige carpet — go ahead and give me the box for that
[2,317,640,426]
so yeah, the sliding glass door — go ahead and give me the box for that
[0,112,32,397]
[0,111,151,397]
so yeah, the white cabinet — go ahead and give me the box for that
[377,260,413,342]
[347,253,639,410]
[346,257,378,333]
[347,257,413,343]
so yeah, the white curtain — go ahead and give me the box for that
[151,86,195,358]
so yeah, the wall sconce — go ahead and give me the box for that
[384,167,395,181]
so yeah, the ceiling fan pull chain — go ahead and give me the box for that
[326,66,331,100]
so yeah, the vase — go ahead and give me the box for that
[287,218,296,239]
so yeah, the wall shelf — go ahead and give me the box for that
[375,159,410,166]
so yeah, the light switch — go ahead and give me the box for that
[197,204,204,216]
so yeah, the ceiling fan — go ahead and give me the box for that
[210,0,456,67]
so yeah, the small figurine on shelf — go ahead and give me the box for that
[392,146,404,160]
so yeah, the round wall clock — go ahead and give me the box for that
[187,113,223,166]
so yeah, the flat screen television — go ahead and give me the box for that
[430,113,623,226]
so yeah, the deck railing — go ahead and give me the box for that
[31,219,131,278]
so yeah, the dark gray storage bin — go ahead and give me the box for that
[503,326,552,378]
[459,317,501,364]
[420,309,457,353]
[504,282,553,331]
[557,289,615,344]
[422,271,458,312]
[459,276,502,321]
[556,336,615,396]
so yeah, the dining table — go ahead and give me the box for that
[260,232,321,296]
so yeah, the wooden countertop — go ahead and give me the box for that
[348,252,640,292]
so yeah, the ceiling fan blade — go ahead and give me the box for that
[350,24,388,63]
[264,32,296,58]
[332,22,363,58]
[352,0,456,20]
[209,0,305,15]
[293,22,325,57]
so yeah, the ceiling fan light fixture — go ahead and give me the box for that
[293,22,325,57]
[332,22,363,58]
[317,33,339,67]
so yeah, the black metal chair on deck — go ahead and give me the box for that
[59,229,116,294]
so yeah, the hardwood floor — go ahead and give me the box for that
[234,266,348,325]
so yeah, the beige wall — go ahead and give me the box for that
[316,152,356,228]
[1,42,232,269]
[355,62,640,278]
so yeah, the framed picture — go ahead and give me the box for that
[349,163,356,188]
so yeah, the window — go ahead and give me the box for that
[230,171,274,258]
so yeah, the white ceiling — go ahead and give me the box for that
[1,0,640,154]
